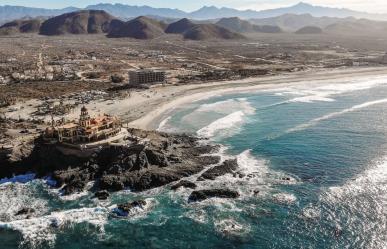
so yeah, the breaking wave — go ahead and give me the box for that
[0,207,108,248]
[192,98,255,115]
[156,116,172,131]
[197,111,246,138]
[275,76,387,103]
[286,98,387,134]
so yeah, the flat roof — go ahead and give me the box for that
[58,123,78,129]
[129,69,165,73]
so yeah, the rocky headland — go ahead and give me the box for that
[0,128,242,203]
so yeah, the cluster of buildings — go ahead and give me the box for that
[44,106,124,147]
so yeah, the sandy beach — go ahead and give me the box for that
[5,67,387,132]
[127,66,387,130]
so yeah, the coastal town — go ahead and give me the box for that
[1,2,387,249]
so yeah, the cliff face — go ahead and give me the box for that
[0,129,221,194]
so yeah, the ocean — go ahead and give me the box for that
[1,75,387,248]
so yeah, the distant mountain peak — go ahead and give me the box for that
[1,2,387,23]
[294,2,313,7]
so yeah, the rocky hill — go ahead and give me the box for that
[216,17,281,33]
[39,10,116,36]
[107,16,166,39]
[165,18,195,34]
[183,24,245,40]
[295,26,323,34]
[165,18,245,40]
[0,19,43,35]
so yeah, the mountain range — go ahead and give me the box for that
[1,2,387,23]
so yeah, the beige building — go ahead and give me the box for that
[129,69,166,85]
[45,106,122,145]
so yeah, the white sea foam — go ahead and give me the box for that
[185,209,208,224]
[156,116,172,131]
[0,207,109,248]
[214,218,250,237]
[272,193,297,205]
[175,98,256,134]
[197,111,245,138]
[110,197,156,220]
[193,98,255,115]
[0,182,48,223]
[301,206,321,220]
[286,98,387,133]
[189,149,295,203]
[275,76,387,103]
[288,95,335,103]
[236,149,268,176]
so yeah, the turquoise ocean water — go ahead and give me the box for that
[1,75,387,248]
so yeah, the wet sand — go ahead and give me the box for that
[128,67,387,130]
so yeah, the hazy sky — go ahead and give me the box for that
[1,0,387,14]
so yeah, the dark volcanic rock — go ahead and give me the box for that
[52,167,95,195]
[145,149,169,167]
[99,175,125,191]
[171,180,197,190]
[15,208,35,216]
[61,177,87,195]
[96,144,150,172]
[188,189,240,202]
[199,159,238,180]
[94,190,110,200]
[113,200,147,216]
[2,128,220,195]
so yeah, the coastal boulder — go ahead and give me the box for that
[61,177,87,195]
[94,190,110,200]
[129,170,181,191]
[199,159,238,180]
[188,189,240,202]
[171,180,197,190]
[15,207,35,216]
[113,200,147,217]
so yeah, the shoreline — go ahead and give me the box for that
[4,66,387,134]
[128,66,387,130]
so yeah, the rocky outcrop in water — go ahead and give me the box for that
[188,189,240,202]
[94,190,110,200]
[198,159,238,180]
[15,208,35,216]
[170,180,197,190]
[113,200,147,217]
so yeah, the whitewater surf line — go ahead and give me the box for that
[285,98,387,134]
